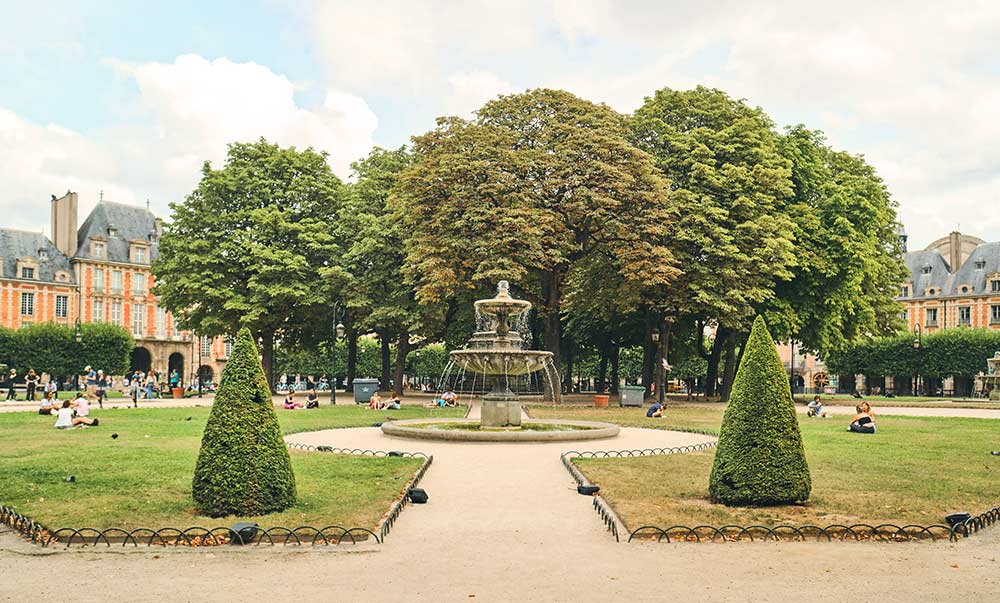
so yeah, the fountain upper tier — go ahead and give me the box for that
[451,280,554,376]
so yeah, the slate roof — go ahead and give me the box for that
[903,249,951,299]
[947,242,1000,296]
[0,229,75,284]
[74,201,159,263]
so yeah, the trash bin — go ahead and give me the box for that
[352,378,380,404]
[620,385,645,408]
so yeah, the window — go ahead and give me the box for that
[135,246,147,263]
[131,303,145,336]
[925,307,938,326]
[224,337,233,358]
[992,305,1000,325]
[92,268,104,292]
[92,299,104,322]
[55,295,68,318]
[20,293,33,316]
[111,270,123,293]
[21,267,34,279]
[110,300,123,325]
[133,273,146,296]
[93,241,105,258]
[959,306,971,325]
[960,285,969,294]
[992,280,1000,293]
[900,309,908,321]
[39,249,48,260]
[900,286,909,297]
[928,288,936,295]
[975,260,987,270]
[156,306,167,338]
[200,336,212,357]
[921,266,932,274]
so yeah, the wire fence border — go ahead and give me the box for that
[2,443,434,549]
[563,434,998,544]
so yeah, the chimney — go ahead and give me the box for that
[154,217,163,236]
[895,223,908,253]
[51,191,78,256]
[949,231,961,271]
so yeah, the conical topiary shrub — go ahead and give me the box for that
[709,316,811,506]
[192,327,296,516]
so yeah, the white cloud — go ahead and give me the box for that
[444,70,516,117]
[0,54,379,233]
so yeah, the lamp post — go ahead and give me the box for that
[913,324,923,396]
[330,303,346,404]
[651,328,663,403]
[197,335,203,398]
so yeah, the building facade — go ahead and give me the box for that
[0,192,230,383]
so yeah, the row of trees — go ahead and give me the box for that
[0,322,132,379]
[825,328,1000,385]
[154,86,906,398]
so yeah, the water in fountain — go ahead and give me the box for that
[448,280,562,428]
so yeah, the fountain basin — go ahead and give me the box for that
[380,418,620,442]
[450,349,554,376]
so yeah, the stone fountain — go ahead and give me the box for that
[380,281,618,442]
[449,280,560,427]
[985,352,1000,400]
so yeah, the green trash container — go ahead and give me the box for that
[620,385,645,408]
[352,378,380,404]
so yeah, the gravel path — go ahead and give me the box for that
[2,404,998,601]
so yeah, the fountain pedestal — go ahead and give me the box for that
[481,381,522,427]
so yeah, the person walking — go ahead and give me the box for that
[4,369,16,400]
[84,365,98,402]
[95,370,108,409]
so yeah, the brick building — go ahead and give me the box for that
[0,192,230,383]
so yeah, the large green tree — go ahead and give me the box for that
[154,139,345,388]
[766,126,907,356]
[631,86,796,398]
[394,89,677,382]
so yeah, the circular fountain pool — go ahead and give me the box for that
[381,418,620,442]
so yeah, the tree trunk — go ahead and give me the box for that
[260,330,275,394]
[655,320,672,403]
[379,332,391,392]
[597,341,609,393]
[641,309,656,398]
[392,331,410,397]
[346,329,358,391]
[562,344,574,393]
[720,329,739,402]
[541,270,562,373]
[610,342,620,395]
[705,324,729,399]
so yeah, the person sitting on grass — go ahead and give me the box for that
[38,391,60,415]
[848,404,876,434]
[646,401,664,418]
[70,392,98,427]
[441,389,458,407]
[368,391,383,410]
[283,391,302,410]
[305,388,320,409]
[384,394,401,410]
[806,395,828,418]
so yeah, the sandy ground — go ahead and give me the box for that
[2,403,998,602]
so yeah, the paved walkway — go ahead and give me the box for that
[2,402,999,601]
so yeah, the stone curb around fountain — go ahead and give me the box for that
[380,418,620,442]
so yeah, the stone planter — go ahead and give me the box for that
[593,394,610,408]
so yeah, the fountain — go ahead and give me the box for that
[380,281,619,442]
[984,352,1000,400]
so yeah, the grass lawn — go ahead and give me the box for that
[0,404,465,530]
[531,404,1000,528]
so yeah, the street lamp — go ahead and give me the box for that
[330,302,346,404]
[651,328,664,403]
[74,319,82,343]
[913,324,923,396]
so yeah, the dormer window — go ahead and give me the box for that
[900,285,909,297]
[928,288,936,295]
[149,230,158,244]
[135,246,147,263]
[961,285,970,294]
[921,266,932,275]
[21,267,34,279]
[975,260,986,270]
[992,280,1000,293]
[38,248,48,260]
[92,240,106,259]
[108,224,118,238]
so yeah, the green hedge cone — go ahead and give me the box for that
[709,315,811,506]
[192,327,296,516]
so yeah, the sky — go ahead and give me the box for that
[2,0,1000,249]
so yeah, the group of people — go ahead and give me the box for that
[4,368,45,401]
[283,388,321,410]
[39,391,100,429]
[368,391,402,410]
[277,373,330,392]
[424,389,458,408]
[807,396,877,433]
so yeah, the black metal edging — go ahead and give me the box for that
[0,504,53,545]
[379,455,433,540]
[567,438,997,544]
